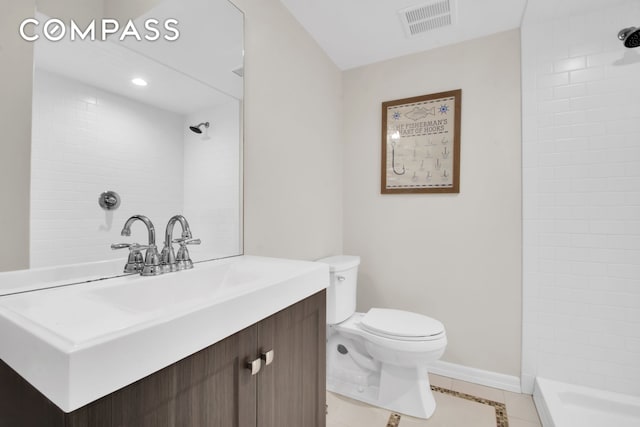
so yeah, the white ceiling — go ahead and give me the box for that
[35,34,233,116]
[34,0,243,116]
[279,0,528,70]
[279,0,637,70]
[122,0,244,101]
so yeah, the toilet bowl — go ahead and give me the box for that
[318,256,447,419]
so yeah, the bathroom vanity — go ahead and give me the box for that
[0,256,328,427]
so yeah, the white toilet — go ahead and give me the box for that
[318,255,447,419]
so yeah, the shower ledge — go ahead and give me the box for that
[0,255,328,412]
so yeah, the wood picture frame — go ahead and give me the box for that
[381,89,461,194]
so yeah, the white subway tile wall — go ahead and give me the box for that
[31,70,241,269]
[522,1,640,395]
[183,102,241,260]
[31,70,185,268]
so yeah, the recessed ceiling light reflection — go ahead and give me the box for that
[131,78,148,87]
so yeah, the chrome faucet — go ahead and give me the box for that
[115,215,163,276]
[161,215,201,271]
[110,242,144,273]
[161,215,192,272]
[174,236,201,270]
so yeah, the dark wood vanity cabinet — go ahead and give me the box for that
[0,290,326,427]
[256,290,326,427]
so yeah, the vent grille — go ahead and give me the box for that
[405,1,450,23]
[399,0,455,37]
[408,15,452,35]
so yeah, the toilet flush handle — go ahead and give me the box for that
[336,275,346,282]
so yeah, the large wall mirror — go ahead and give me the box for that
[26,0,243,277]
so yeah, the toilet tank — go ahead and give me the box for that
[317,255,360,325]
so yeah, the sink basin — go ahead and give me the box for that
[0,255,328,412]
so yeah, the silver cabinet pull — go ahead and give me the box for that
[261,350,274,366]
[247,358,262,375]
[336,275,346,282]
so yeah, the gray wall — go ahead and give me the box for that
[343,30,523,377]
[0,0,34,272]
[235,0,344,260]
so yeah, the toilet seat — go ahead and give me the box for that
[360,308,445,341]
[333,312,447,354]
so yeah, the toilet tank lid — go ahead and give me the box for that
[316,255,361,272]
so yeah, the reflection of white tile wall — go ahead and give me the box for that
[31,70,184,268]
[183,102,241,258]
[522,1,640,395]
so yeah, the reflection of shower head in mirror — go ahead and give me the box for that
[189,122,210,134]
[618,27,640,48]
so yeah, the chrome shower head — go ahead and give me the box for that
[189,122,210,134]
[618,26,640,48]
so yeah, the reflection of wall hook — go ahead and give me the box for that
[391,142,406,175]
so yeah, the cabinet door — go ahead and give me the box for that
[0,359,65,427]
[256,290,326,427]
[65,399,111,427]
[111,324,258,427]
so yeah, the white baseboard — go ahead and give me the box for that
[429,360,522,394]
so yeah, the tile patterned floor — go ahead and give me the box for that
[326,374,542,427]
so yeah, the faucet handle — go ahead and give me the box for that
[173,238,201,270]
[111,243,132,250]
[111,243,146,273]
[111,243,149,251]
[172,238,201,245]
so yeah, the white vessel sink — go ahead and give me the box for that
[0,255,328,412]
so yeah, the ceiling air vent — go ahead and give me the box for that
[398,0,456,37]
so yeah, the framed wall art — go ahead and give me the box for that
[381,89,461,194]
